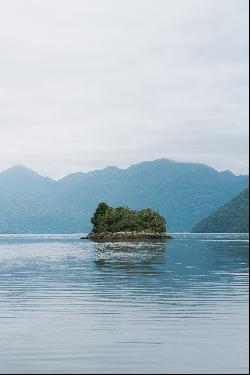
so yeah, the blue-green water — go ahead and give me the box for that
[0,234,248,374]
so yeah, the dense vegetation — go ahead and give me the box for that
[0,160,248,233]
[192,188,249,233]
[91,203,166,233]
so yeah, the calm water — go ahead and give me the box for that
[0,233,248,374]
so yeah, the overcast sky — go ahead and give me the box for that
[0,0,249,178]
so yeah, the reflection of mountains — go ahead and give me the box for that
[0,238,248,305]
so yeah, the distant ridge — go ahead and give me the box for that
[192,188,249,233]
[0,159,248,233]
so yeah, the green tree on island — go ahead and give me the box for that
[91,202,166,233]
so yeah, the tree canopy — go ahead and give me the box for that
[91,203,166,233]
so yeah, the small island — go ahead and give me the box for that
[82,202,172,241]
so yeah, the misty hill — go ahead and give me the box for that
[0,159,248,233]
[192,188,249,233]
[0,165,55,195]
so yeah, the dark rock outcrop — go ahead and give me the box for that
[83,231,172,241]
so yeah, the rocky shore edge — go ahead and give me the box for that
[80,232,173,241]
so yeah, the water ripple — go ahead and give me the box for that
[0,234,248,374]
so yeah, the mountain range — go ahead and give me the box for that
[0,159,248,233]
[192,188,249,233]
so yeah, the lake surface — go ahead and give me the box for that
[0,233,248,374]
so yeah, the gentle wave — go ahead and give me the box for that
[0,234,248,374]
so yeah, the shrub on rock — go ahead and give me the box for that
[90,202,166,234]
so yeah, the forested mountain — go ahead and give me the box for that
[0,159,248,233]
[192,188,249,233]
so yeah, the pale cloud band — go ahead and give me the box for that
[0,0,249,178]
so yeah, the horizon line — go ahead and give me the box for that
[0,157,248,181]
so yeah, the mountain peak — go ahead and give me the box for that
[0,165,55,184]
[3,164,35,173]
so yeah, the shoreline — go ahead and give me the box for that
[81,231,173,241]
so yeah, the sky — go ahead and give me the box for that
[0,0,249,178]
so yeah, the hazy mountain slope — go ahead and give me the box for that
[192,188,249,233]
[0,160,248,233]
[53,159,248,232]
[0,165,64,233]
[0,165,55,195]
